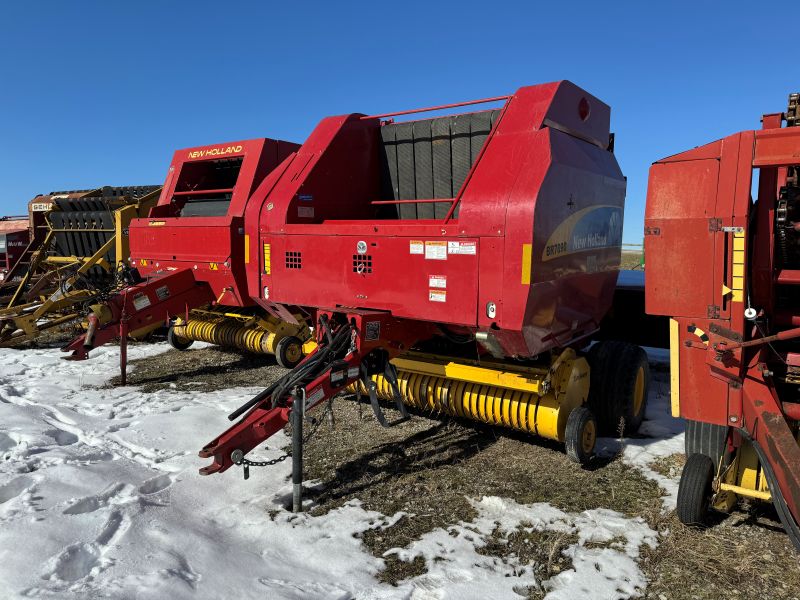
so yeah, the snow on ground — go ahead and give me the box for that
[387,497,657,600]
[0,343,683,599]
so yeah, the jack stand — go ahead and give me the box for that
[119,321,128,386]
[291,392,304,513]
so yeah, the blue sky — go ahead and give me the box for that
[0,1,793,243]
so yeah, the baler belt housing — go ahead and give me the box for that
[377,109,502,219]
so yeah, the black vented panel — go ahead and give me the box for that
[352,254,373,274]
[450,114,472,199]
[50,198,115,281]
[285,251,302,269]
[44,187,158,282]
[431,117,453,218]
[377,109,501,219]
[379,125,398,200]
[394,123,416,219]
[469,111,494,165]
[412,120,434,219]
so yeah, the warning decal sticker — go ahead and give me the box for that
[425,241,447,260]
[409,240,424,254]
[429,290,447,303]
[429,275,447,289]
[132,293,151,311]
[448,241,477,255]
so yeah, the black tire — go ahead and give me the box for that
[565,406,597,465]
[587,341,650,435]
[685,420,728,466]
[167,326,193,351]
[677,453,715,526]
[275,336,303,369]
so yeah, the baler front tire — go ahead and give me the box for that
[587,341,650,435]
[676,453,714,526]
[565,406,596,465]
[275,336,303,369]
[167,326,193,351]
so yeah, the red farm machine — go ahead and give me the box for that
[646,93,800,548]
[62,140,314,376]
[65,81,665,514]
[0,216,29,281]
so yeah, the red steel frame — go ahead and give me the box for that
[645,110,800,534]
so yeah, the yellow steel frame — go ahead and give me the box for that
[712,440,772,510]
[0,189,160,346]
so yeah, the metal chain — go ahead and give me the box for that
[237,453,291,468]
[234,400,333,469]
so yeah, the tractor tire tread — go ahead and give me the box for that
[167,326,193,351]
[677,453,714,526]
[587,341,650,435]
[275,336,303,369]
[685,420,727,465]
[565,406,596,465]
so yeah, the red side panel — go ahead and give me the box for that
[645,154,720,317]
[267,234,480,326]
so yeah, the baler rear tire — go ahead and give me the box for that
[676,453,714,526]
[167,326,193,351]
[275,336,303,369]
[587,341,650,436]
[565,406,597,465]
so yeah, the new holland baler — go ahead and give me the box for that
[66,82,651,508]
[62,139,313,370]
[646,93,800,548]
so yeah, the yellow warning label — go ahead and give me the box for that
[244,234,250,264]
[209,263,219,271]
[264,243,271,275]
[521,243,532,285]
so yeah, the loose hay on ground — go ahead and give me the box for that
[106,344,285,392]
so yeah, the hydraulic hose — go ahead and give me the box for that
[227,321,352,422]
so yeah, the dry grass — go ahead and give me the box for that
[481,528,579,599]
[650,452,686,479]
[621,251,644,270]
[641,509,800,599]
[106,343,285,392]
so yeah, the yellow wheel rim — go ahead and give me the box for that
[633,367,645,416]
[582,419,596,454]
[284,342,302,364]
